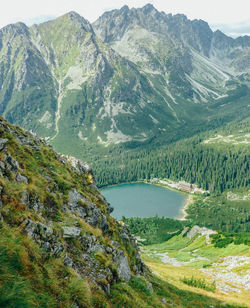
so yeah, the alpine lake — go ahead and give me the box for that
[101,182,186,220]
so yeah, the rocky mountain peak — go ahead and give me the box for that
[141,3,157,13]
[0,21,29,38]
[93,5,213,56]
[53,10,94,33]
[235,35,250,47]
[67,10,82,18]
[213,29,229,39]
[120,4,129,12]
[211,29,234,50]
[92,4,166,43]
[64,10,90,24]
[192,18,211,31]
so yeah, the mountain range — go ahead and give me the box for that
[0,6,249,306]
[0,4,250,159]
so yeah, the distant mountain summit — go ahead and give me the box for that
[0,4,249,158]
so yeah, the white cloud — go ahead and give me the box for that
[24,15,56,26]
[210,20,250,38]
[0,0,250,37]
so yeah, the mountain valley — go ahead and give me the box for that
[0,4,250,307]
[2,116,248,307]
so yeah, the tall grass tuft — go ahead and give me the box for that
[181,276,216,292]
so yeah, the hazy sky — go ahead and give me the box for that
[1,0,250,37]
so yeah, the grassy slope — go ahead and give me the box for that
[1,224,243,308]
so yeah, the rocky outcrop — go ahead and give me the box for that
[0,135,30,184]
[16,173,28,184]
[62,226,81,238]
[201,256,250,293]
[114,251,131,281]
[187,225,217,244]
[66,156,93,174]
[0,116,145,293]
[0,138,8,150]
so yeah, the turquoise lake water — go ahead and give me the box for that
[101,182,186,219]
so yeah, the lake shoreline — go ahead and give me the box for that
[99,180,144,190]
[148,182,193,220]
[101,181,189,220]
[178,194,193,220]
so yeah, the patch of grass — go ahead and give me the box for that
[0,223,95,307]
[147,234,196,252]
[231,263,250,275]
[129,276,152,297]
[181,276,216,292]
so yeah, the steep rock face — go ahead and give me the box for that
[1,11,186,149]
[0,23,57,136]
[93,4,213,57]
[210,30,250,72]
[93,4,250,70]
[32,11,202,149]
[93,4,250,104]
[93,5,196,99]
[0,116,144,291]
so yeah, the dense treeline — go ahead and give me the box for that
[122,216,250,245]
[186,195,250,233]
[122,216,189,245]
[92,117,250,193]
[211,232,250,247]
[93,141,249,193]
